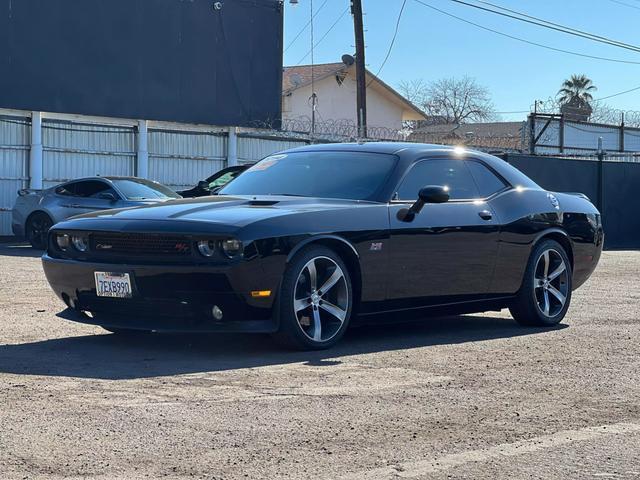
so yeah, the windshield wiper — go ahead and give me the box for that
[268,193,310,197]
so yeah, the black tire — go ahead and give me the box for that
[26,212,53,249]
[273,245,353,350]
[510,239,572,327]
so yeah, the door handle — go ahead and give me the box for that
[478,210,493,220]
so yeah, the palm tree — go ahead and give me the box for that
[557,74,596,121]
[557,74,597,107]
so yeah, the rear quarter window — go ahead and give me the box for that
[466,160,509,198]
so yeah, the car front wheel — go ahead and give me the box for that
[273,245,353,350]
[510,239,572,327]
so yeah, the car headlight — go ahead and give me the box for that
[221,239,243,258]
[71,235,89,252]
[55,233,70,250]
[197,240,216,257]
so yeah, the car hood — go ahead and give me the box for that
[66,195,373,228]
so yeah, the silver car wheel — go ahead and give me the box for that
[293,256,349,343]
[533,248,569,318]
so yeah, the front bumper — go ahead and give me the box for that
[42,255,279,333]
[11,222,24,238]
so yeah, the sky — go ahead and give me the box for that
[282,0,640,121]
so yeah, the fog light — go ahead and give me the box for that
[197,240,216,257]
[221,239,243,258]
[56,233,70,250]
[212,305,223,320]
[71,235,89,252]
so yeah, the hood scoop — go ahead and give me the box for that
[247,199,280,207]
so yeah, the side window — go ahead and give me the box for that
[72,180,116,198]
[466,160,508,198]
[396,159,479,201]
[55,183,76,196]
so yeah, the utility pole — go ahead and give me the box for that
[351,0,367,138]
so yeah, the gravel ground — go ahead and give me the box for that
[0,243,639,479]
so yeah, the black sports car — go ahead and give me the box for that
[177,165,251,198]
[42,143,603,350]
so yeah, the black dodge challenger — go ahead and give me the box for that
[42,143,603,350]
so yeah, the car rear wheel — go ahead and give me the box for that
[26,212,53,249]
[510,239,572,327]
[273,245,353,350]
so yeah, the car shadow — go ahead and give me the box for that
[0,242,42,258]
[0,315,567,380]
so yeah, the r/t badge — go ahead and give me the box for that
[370,242,383,251]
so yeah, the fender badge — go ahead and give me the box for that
[370,242,383,251]
[547,193,560,210]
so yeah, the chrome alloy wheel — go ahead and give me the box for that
[293,256,349,342]
[534,248,569,318]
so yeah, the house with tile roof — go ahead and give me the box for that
[282,61,426,137]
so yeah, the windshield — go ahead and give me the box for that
[209,171,241,189]
[112,178,181,200]
[219,151,397,200]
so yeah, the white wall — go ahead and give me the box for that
[283,71,406,131]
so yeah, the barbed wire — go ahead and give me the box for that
[245,116,524,152]
[532,97,640,127]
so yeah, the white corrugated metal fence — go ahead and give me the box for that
[0,115,30,235]
[0,109,314,236]
[42,120,136,188]
[149,128,227,191]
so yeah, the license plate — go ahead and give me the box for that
[94,272,133,298]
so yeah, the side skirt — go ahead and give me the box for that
[352,296,515,325]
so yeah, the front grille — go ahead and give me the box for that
[90,232,192,256]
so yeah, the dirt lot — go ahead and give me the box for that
[0,244,639,479]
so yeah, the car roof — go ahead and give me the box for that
[61,176,149,183]
[283,141,460,156]
[278,142,540,196]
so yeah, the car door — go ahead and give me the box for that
[386,157,505,309]
[56,180,121,217]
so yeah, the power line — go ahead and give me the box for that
[606,0,640,10]
[284,0,329,53]
[413,0,640,65]
[296,6,350,65]
[446,0,640,54]
[367,0,408,86]
[493,86,640,117]
[475,0,640,49]
[597,85,640,101]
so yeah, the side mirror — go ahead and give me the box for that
[98,192,117,202]
[397,185,449,222]
[418,185,450,204]
[197,180,209,190]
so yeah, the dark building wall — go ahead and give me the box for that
[505,154,640,249]
[0,0,283,126]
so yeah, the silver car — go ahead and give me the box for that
[12,176,181,248]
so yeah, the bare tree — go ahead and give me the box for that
[589,102,624,125]
[399,76,496,124]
